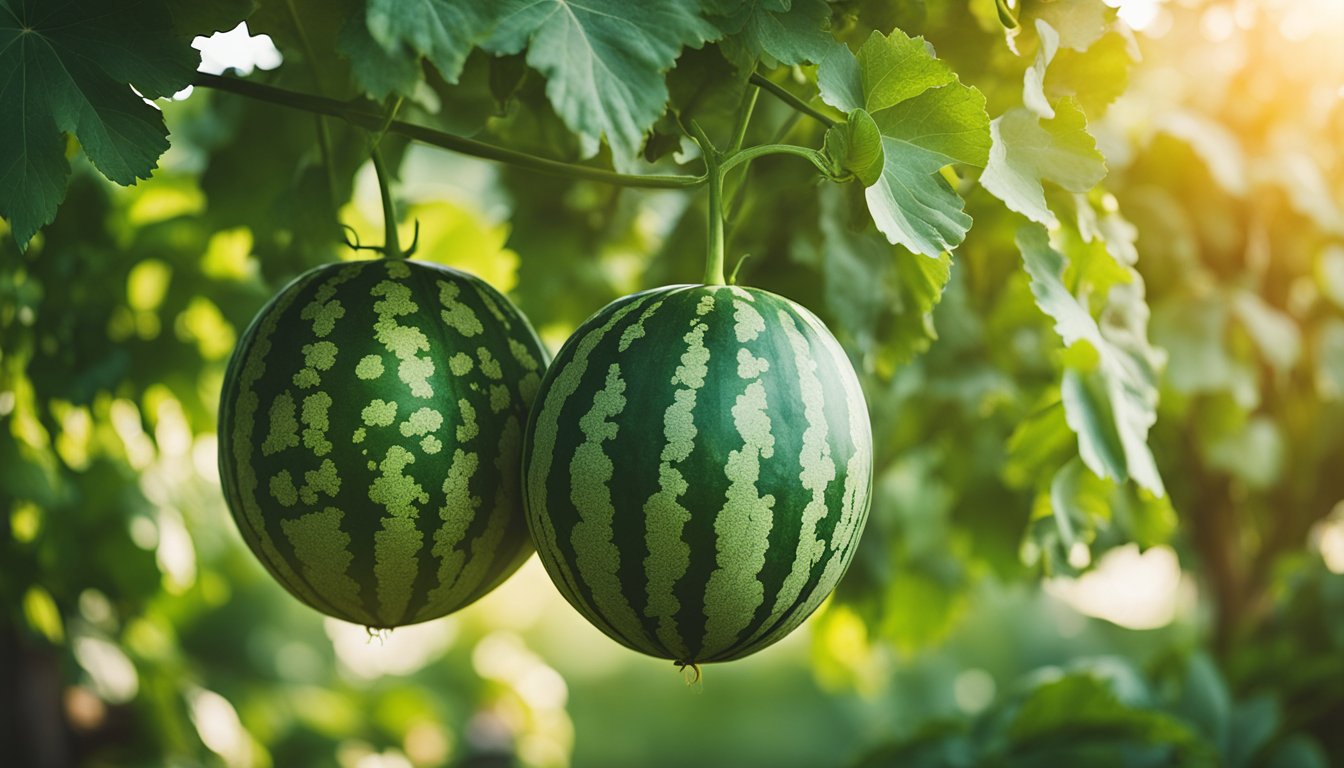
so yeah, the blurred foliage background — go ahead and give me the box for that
[3,0,1344,766]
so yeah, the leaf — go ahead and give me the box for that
[1018,224,1165,495]
[164,0,256,36]
[1005,674,1216,765]
[250,0,357,95]
[1046,32,1133,117]
[341,15,421,99]
[482,0,720,166]
[363,0,493,86]
[1029,0,1108,52]
[1023,20,1060,119]
[707,0,835,67]
[662,44,750,153]
[817,29,954,115]
[817,30,991,257]
[981,100,1106,225]
[818,184,951,364]
[0,0,198,249]
[823,108,883,185]
[1004,397,1076,488]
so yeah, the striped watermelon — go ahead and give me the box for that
[218,259,548,628]
[522,285,873,664]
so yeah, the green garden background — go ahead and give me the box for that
[3,0,1344,766]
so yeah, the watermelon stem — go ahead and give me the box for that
[689,121,727,286]
[370,147,406,260]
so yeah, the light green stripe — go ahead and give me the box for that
[371,445,429,625]
[701,367,776,652]
[814,310,871,563]
[527,297,652,607]
[281,507,366,621]
[768,310,872,645]
[731,293,765,343]
[231,274,324,608]
[435,413,523,614]
[569,364,650,644]
[424,446,481,610]
[618,299,665,352]
[470,282,510,328]
[424,387,482,612]
[743,307,836,647]
[643,292,716,659]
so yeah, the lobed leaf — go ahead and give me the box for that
[481,0,720,166]
[817,30,991,258]
[707,0,834,67]
[0,0,198,249]
[981,100,1106,226]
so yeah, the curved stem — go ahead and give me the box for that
[194,73,705,190]
[370,147,403,259]
[690,122,726,286]
[729,85,760,152]
[720,143,834,177]
[749,72,838,128]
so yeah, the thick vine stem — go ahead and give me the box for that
[720,143,835,178]
[689,122,727,286]
[749,72,838,128]
[194,73,706,190]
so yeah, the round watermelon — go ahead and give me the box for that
[522,284,873,664]
[218,259,548,628]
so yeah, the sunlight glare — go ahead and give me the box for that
[193,23,282,77]
[1044,544,1191,629]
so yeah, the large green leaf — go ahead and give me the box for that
[0,0,197,249]
[362,0,492,86]
[981,101,1106,225]
[817,30,991,257]
[483,0,720,165]
[707,0,835,67]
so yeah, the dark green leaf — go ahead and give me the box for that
[482,0,720,166]
[709,0,835,67]
[363,0,491,85]
[0,0,197,248]
[165,0,256,36]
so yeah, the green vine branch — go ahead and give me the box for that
[194,73,706,190]
[720,143,834,177]
[197,72,845,283]
[749,72,838,128]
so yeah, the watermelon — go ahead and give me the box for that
[522,284,873,664]
[218,259,548,628]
